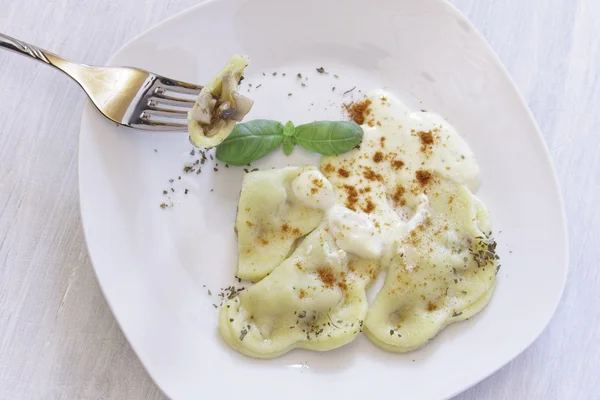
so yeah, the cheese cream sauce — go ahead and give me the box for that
[292,89,480,264]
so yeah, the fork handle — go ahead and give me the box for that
[0,32,82,81]
[0,32,55,64]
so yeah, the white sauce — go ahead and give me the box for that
[291,90,480,263]
[293,169,384,260]
[291,169,335,210]
[363,89,480,191]
[327,206,383,260]
[396,195,431,236]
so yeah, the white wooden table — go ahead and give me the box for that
[1,0,598,398]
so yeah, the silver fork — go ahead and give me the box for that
[0,32,201,131]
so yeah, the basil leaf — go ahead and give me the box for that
[282,136,295,155]
[215,120,284,165]
[293,121,363,156]
[282,121,296,155]
[283,121,295,136]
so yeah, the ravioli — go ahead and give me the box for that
[236,167,324,282]
[221,90,500,358]
[220,224,379,359]
[188,55,254,147]
[364,175,498,352]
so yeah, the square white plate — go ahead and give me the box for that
[78,0,568,399]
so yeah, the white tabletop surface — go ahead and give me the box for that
[1,0,598,399]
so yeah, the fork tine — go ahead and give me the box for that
[157,76,203,91]
[140,109,187,121]
[162,85,202,96]
[147,98,191,114]
[135,110,188,131]
[134,120,188,131]
[153,86,199,102]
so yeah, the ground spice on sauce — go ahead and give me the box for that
[363,167,383,182]
[338,168,350,178]
[316,267,336,288]
[344,99,372,125]
[418,130,435,153]
[391,185,406,206]
[323,163,335,173]
[342,184,359,211]
[391,159,405,170]
[416,170,433,187]
[362,199,376,213]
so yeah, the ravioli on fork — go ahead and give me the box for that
[188,55,254,147]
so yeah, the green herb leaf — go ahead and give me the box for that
[283,136,295,155]
[282,121,296,155]
[283,121,295,136]
[293,121,363,156]
[215,120,284,166]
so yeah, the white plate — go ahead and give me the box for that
[78,0,568,399]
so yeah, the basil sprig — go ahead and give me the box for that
[215,119,363,165]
